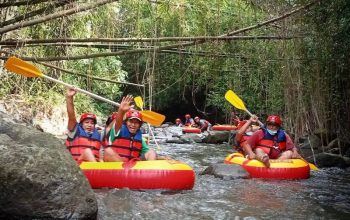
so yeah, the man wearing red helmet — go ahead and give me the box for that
[193,116,212,132]
[242,115,302,167]
[103,95,156,162]
[184,114,195,127]
[65,87,101,163]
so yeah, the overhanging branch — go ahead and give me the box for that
[0,2,315,61]
[38,62,144,87]
[0,35,300,45]
[0,0,51,8]
[0,1,72,27]
[0,0,118,34]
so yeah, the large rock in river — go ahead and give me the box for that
[0,113,97,219]
[201,163,249,179]
[202,130,231,144]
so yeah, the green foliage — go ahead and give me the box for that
[1,0,348,139]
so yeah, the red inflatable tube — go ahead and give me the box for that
[224,153,310,179]
[212,125,237,131]
[80,160,195,190]
[182,127,201,133]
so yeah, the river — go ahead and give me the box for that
[95,143,350,220]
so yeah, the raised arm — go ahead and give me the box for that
[236,115,258,142]
[66,87,77,131]
[114,95,134,131]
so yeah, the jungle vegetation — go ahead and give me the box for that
[0,0,349,144]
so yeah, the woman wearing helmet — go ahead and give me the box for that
[103,95,157,162]
[242,115,302,167]
[65,87,101,163]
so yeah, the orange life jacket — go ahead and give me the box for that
[105,124,143,161]
[234,133,252,153]
[65,124,101,162]
[256,129,286,156]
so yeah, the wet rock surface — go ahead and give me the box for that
[200,163,249,179]
[0,111,97,219]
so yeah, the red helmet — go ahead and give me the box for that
[125,110,142,122]
[79,112,97,124]
[175,118,181,122]
[194,116,200,120]
[185,114,191,119]
[237,120,247,129]
[266,115,282,126]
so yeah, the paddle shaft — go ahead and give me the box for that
[135,97,161,151]
[244,108,264,127]
[44,74,120,107]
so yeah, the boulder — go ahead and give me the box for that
[298,134,323,158]
[314,153,349,168]
[202,131,230,144]
[180,133,203,143]
[165,126,183,137]
[201,163,249,179]
[165,137,185,144]
[0,112,97,219]
[313,129,337,146]
[325,138,350,155]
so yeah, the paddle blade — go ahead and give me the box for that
[309,163,319,171]
[4,56,43,78]
[141,110,165,127]
[134,96,144,109]
[225,90,247,111]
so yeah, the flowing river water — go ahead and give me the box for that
[95,143,350,220]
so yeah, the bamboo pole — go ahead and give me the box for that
[0,0,117,34]
[0,49,144,87]
[220,1,317,37]
[0,2,314,61]
[0,1,70,27]
[0,35,300,45]
[38,62,144,87]
[0,0,51,8]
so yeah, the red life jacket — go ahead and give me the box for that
[256,129,286,156]
[65,124,101,162]
[236,134,250,150]
[234,133,253,153]
[105,124,143,161]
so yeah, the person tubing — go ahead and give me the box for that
[105,110,143,161]
[65,113,101,163]
[255,115,286,158]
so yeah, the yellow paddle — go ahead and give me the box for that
[134,96,162,151]
[224,89,318,171]
[225,90,264,127]
[4,56,165,126]
[134,96,143,110]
